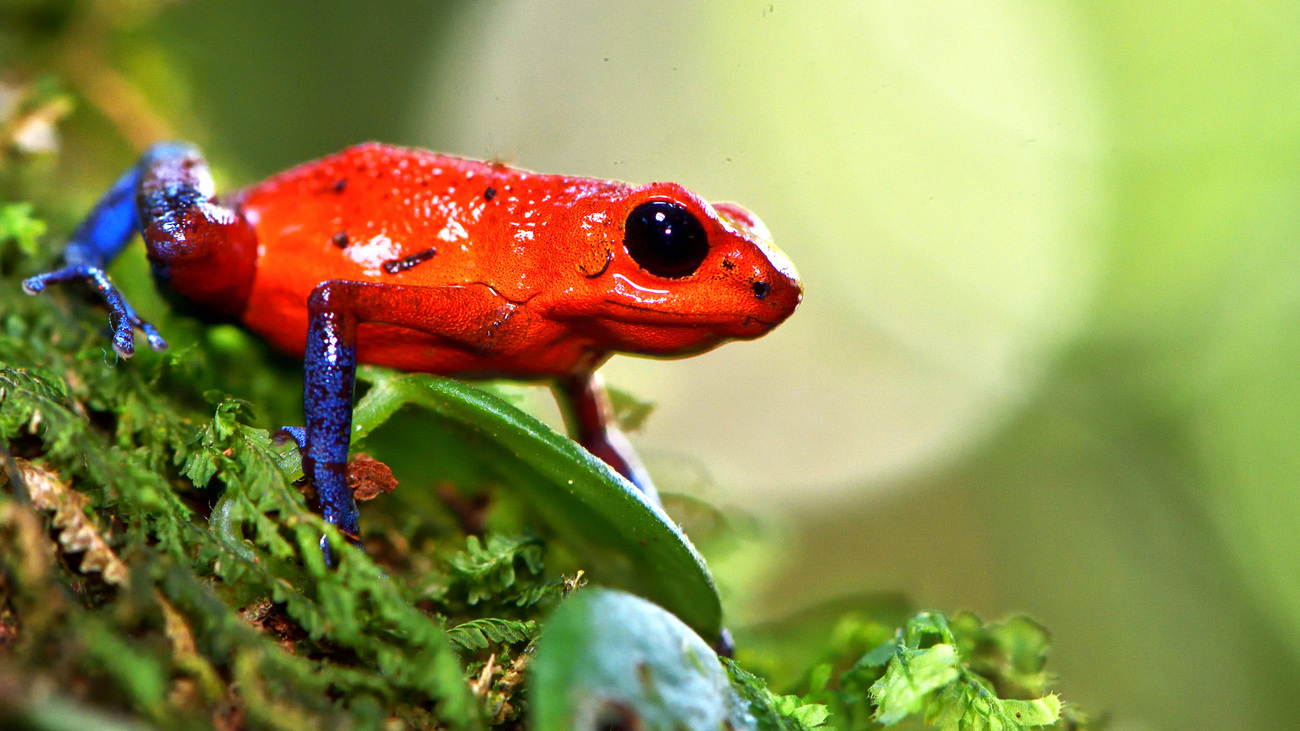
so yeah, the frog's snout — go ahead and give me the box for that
[751,246,803,326]
[714,201,802,326]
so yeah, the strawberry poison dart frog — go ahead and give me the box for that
[24,142,802,554]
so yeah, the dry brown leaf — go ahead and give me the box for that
[347,453,398,501]
[2,461,227,701]
[1,458,127,586]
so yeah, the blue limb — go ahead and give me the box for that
[302,290,363,563]
[23,265,167,356]
[64,166,141,268]
[274,425,357,561]
[295,280,515,564]
[274,426,308,450]
[21,164,168,356]
[555,373,662,508]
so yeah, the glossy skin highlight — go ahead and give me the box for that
[23,141,802,575]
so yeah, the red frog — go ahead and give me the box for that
[24,142,802,554]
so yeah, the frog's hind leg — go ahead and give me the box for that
[554,374,661,507]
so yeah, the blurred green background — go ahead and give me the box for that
[10,1,1300,728]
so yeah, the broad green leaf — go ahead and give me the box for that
[351,367,722,639]
[531,588,753,731]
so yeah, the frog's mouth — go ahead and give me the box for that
[598,299,785,331]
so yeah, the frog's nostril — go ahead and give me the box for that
[752,280,770,300]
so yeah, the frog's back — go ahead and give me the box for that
[234,144,626,376]
[241,144,512,286]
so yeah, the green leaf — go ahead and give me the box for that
[0,203,46,256]
[531,588,753,731]
[966,614,1054,698]
[926,683,1061,731]
[775,695,829,728]
[445,533,544,606]
[351,367,723,640]
[723,658,823,731]
[858,612,1065,730]
[869,643,961,725]
[79,618,169,716]
[732,593,909,694]
[999,695,1062,725]
[446,617,537,651]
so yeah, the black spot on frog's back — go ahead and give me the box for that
[382,247,437,274]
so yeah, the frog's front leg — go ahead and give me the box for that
[23,141,257,355]
[302,289,362,557]
[21,165,167,356]
[554,373,661,508]
[300,280,521,560]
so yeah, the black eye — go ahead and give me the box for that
[623,201,709,278]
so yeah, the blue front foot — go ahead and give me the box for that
[22,164,167,358]
[24,265,168,357]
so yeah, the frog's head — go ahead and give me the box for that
[551,182,802,357]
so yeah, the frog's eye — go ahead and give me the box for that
[623,201,709,278]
